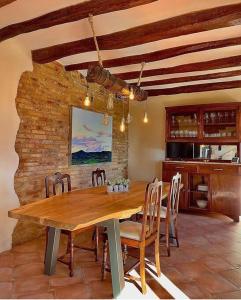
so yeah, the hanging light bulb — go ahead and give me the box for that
[107,93,114,110]
[102,113,109,126]
[84,84,91,107]
[84,94,91,107]
[129,86,134,100]
[143,111,149,123]
[143,99,149,123]
[120,117,126,132]
[126,112,132,124]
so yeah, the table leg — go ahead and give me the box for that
[103,219,125,298]
[44,227,60,275]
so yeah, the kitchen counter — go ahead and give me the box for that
[164,160,241,166]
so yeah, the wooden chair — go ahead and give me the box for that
[92,168,106,186]
[161,172,182,256]
[102,178,163,294]
[91,168,106,243]
[44,172,99,277]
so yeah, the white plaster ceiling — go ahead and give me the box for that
[0,0,241,89]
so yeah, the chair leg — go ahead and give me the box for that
[101,236,108,280]
[165,220,170,257]
[174,219,179,248]
[95,227,99,262]
[123,245,128,265]
[140,246,146,294]
[155,237,161,277]
[69,233,74,277]
[66,233,71,254]
[92,229,96,241]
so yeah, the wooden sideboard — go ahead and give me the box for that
[162,161,241,222]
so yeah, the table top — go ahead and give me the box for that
[8,181,170,231]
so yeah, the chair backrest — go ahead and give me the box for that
[141,178,163,241]
[45,172,71,198]
[92,168,106,187]
[168,172,182,215]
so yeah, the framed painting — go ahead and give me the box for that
[70,106,112,165]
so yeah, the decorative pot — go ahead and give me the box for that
[107,185,113,193]
[118,184,124,192]
[123,184,129,192]
[113,185,119,192]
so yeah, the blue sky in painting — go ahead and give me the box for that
[71,107,112,154]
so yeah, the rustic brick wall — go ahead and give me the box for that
[13,62,128,245]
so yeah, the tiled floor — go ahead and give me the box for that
[1,213,241,299]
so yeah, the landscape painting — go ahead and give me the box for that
[71,107,112,165]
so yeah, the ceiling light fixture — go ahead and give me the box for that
[129,87,134,100]
[143,99,149,124]
[120,101,126,132]
[84,85,91,107]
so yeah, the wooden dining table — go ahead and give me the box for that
[8,181,170,298]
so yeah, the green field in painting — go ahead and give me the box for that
[72,150,112,165]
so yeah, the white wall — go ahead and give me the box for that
[128,89,241,181]
[0,39,32,252]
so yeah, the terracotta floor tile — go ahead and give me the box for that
[176,281,211,299]
[14,275,50,296]
[221,252,241,268]
[212,289,241,299]
[13,263,43,278]
[53,283,91,299]
[75,266,102,283]
[13,252,41,267]
[0,252,14,268]
[174,261,212,281]
[219,267,241,287]
[162,266,191,284]
[195,272,238,294]
[0,282,13,298]
[13,241,39,254]
[17,292,54,299]
[88,280,113,299]
[202,255,234,272]
[0,267,13,282]
[49,275,83,287]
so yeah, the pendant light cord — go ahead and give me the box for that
[137,62,146,87]
[88,14,103,67]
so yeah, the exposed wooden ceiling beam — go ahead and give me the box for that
[137,69,241,87]
[0,0,16,8]
[116,55,241,80]
[146,80,241,96]
[0,0,157,42]
[65,36,241,71]
[32,3,241,64]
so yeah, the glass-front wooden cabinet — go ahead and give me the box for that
[169,112,198,139]
[202,107,237,139]
[166,103,240,142]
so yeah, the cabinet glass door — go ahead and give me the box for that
[169,112,198,139]
[203,109,237,138]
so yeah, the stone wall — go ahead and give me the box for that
[13,62,128,245]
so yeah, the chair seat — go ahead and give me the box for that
[138,206,168,218]
[120,221,148,241]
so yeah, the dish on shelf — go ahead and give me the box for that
[196,199,208,209]
[197,184,208,192]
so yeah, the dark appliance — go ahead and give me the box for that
[166,142,200,160]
